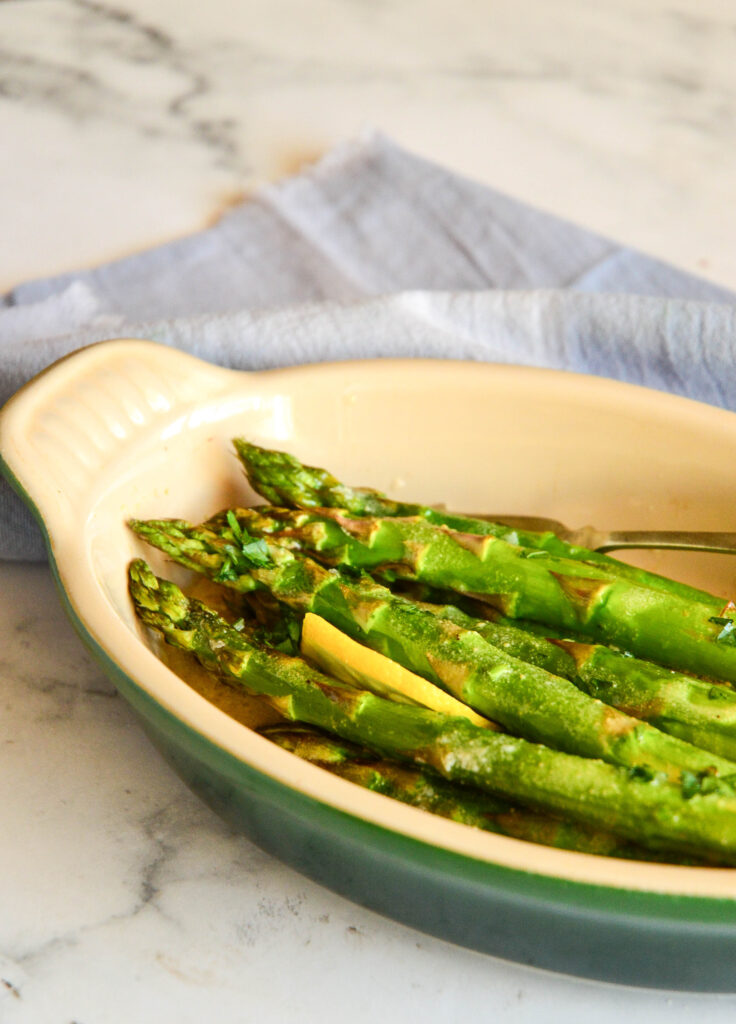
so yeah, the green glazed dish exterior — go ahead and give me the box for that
[76,606,736,991]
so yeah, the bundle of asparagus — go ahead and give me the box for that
[127,441,736,865]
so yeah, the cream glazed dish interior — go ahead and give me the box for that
[4,338,736,990]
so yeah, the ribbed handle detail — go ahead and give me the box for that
[1,340,231,519]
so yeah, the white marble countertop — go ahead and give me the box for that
[4,1,736,1019]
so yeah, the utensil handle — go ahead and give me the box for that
[597,531,736,554]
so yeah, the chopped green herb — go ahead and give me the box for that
[214,557,237,582]
[238,537,273,568]
[220,513,274,572]
[681,768,725,799]
[226,509,244,542]
[708,685,733,701]
[680,770,699,800]
[716,622,736,645]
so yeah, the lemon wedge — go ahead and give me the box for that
[301,612,495,729]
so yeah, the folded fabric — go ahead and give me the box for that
[1,133,734,561]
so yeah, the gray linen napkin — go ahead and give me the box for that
[2,133,735,561]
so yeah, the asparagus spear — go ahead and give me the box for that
[413,598,736,762]
[201,505,736,684]
[128,560,736,864]
[128,517,736,780]
[259,724,701,861]
[234,440,716,604]
[259,723,610,847]
[557,641,736,761]
[359,588,736,758]
[410,599,581,678]
[386,580,589,641]
[307,582,736,762]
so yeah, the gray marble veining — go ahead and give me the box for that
[1,0,246,173]
[2,0,736,291]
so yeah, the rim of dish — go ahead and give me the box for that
[3,340,736,903]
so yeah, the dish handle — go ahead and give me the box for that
[0,339,232,537]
